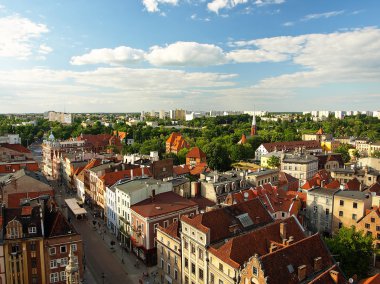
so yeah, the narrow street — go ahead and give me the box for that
[52,182,158,284]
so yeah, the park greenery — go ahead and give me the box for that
[325,227,375,279]
[1,113,379,171]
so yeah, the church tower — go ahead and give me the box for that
[65,247,79,284]
[250,112,257,136]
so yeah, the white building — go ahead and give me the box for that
[159,110,166,119]
[334,111,346,119]
[311,110,319,117]
[318,110,331,119]
[106,185,118,235]
[0,134,21,144]
[111,178,173,246]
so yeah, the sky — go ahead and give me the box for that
[0,0,380,113]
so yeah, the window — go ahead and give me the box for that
[184,257,188,268]
[353,202,358,209]
[338,222,343,229]
[371,217,375,223]
[50,259,58,269]
[185,276,189,284]
[60,257,68,267]
[325,209,329,216]
[253,266,258,275]
[191,263,195,274]
[219,263,223,272]
[210,273,215,284]
[184,240,188,250]
[71,244,77,252]
[219,280,224,284]
[164,220,169,228]
[339,211,343,217]
[160,245,163,254]
[376,226,380,231]
[365,223,370,229]
[340,200,344,206]
[30,242,36,251]
[60,245,67,253]
[313,206,318,213]
[352,214,357,221]
[198,248,203,260]
[377,234,380,240]
[199,268,204,280]
[161,258,164,268]
[174,255,178,264]
[167,263,171,275]
[191,243,195,254]
[28,226,37,234]
[60,271,66,281]
[154,223,159,232]
[174,269,178,280]
[173,218,178,223]
[50,272,59,283]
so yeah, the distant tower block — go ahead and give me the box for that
[251,113,257,136]
[65,247,79,284]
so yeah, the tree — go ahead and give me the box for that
[204,142,231,171]
[372,150,380,158]
[325,227,374,279]
[177,148,190,164]
[267,155,280,168]
[352,149,360,160]
[335,144,351,163]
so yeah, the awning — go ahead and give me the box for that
[65,198,87,216]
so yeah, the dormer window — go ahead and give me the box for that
[28,226,37,234]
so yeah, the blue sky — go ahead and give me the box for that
[0,0,379,113]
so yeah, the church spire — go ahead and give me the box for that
[250,108,257,136]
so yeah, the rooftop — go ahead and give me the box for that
[336,190,371,200]
[131,191,197,218]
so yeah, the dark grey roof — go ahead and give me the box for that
[335,190,372,200]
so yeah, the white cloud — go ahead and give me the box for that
[207,0,247,14]
[254,0,285,6]
[226,49,288,63]
[146,41,227,66]
[70,46,145,66]
[38,44,53,54]
[0,14,49,59]
[301,10,344,21]
[283,21,294,27]
[142,0,179,13]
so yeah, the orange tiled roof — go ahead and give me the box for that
[368,182,380,195]
[359,273,380,284]
[190,162,209,176]
[316,127,324,135]
[186,147,206,159]
[159,221,180,240]
[325,180,340,189]
[262,140,321,152]
[345,177,361,191]
[173,165,190,175]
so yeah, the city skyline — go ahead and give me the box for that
[0,1,380,113]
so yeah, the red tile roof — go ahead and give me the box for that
[308,264,347,284]
[345,177,361,191]
[131,191,197,218]
[0,143,31,153]
[316,127,324,135]
[186,147,206,159]
[166,133,189,152]
[262,140,321,152]
[260,234,338,284]
[368,182,380,195]
[101,167,152,186]
[159,221,180,240]
[173,165,190,175]
[189,162,209,176]
[84,158,102,170]
[181,198,273,243]
[189,196,216,211]
[208,216,305,268]
[21,206,33,216]
[7,191,54,208]
[325,180,341,189]
[359,273,380,284]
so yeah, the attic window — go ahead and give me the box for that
[236,213,254,228]
[28,226,37,234]
[287,264,294,273]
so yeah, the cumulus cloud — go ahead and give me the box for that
[145,41,227,66]
[226,49,288,63]
[207,0,247,14]
[301,10,344,21]
[38,44,53,54]
[70,46,145,66]
[0,14,49,59]
[142,0,178,13]
[254,0,285,6]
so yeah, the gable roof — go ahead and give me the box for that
[181,198,273,243]
[260,234,340,284]
[261,140,321,152]
[186,147,206,159]
[208,216,306,268]
[345,177,362,191]
[359,273,380,284]
[316,127,324,135]
[159,220,180,240]
[0,143,31,153]
[368,182,380,195]
[325,180,341,189]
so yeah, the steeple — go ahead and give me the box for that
[65,247,79,284]
[250,109,257,136]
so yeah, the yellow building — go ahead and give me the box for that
[157,222,182,284]
[321,140,340,153]
[260,151,281,169]
[332,191,372,233]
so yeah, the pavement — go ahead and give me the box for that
[52,182,158,284]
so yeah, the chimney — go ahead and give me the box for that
[130,169,134,180]
[360,183,363,192]
[280,222,287,240]
[298,265,307,281]
[314,257,322,272]
[152,189,156,198]
[329,270,339,284]
[286,236,294,246]
[321,180,325,188]
[269,243,278,253]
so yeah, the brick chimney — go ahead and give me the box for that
[314,257,322,272]
[280,222,287,240]
[329,270,339,283]
[269,243,278,253]
[298,265,307,281]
